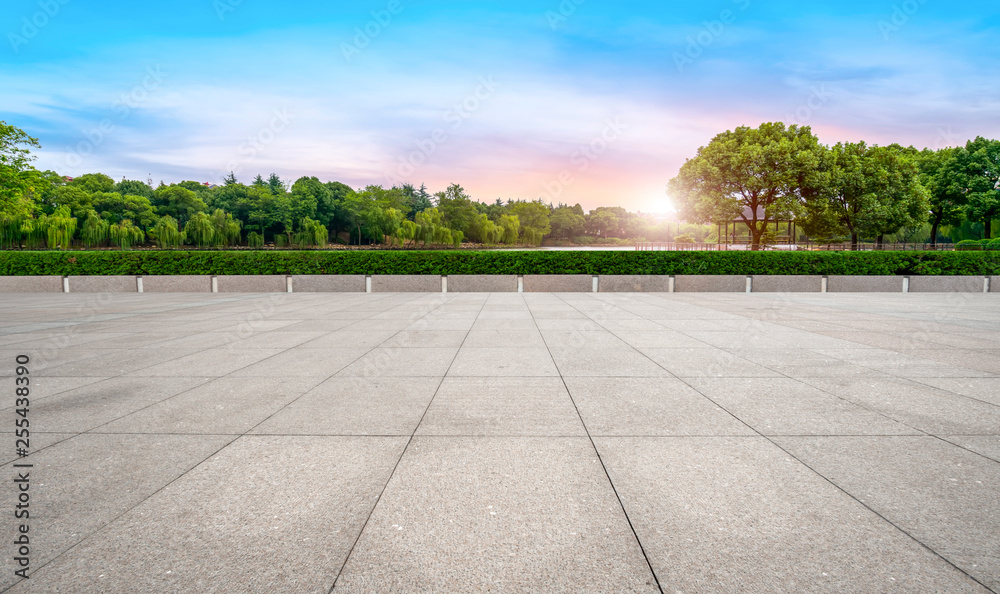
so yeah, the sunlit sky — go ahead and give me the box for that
[2,1,999,212]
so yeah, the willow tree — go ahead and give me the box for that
[292,217,328,247]
[668,122,826,250]
[152,216,184,249]
[109,219,144,249]
[80,211,110,247]
[210,209,242,247]
[247,231,264,249]
[498,214,520,244]
[41,207,76,250]
[184,211,215,247]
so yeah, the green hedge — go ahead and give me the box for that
[2,250,999,276]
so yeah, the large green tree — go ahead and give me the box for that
[668,122,826,249]
[0,121,43,219]
[804,143,928,248]
[435,183,479,236]
[509,200,551,240]
[152,185,208,227]
[954,137,1000,239]
[916,147,966,246]
[69,173,115,194]
[549,205,585,239]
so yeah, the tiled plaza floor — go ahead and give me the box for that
[1,291,998,592]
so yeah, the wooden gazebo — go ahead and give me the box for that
[716,206,796,247]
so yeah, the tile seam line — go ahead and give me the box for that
[13,293,429,585]
[555,292,991,592]
[327,292,487,592]
[540,292,665,594]
[0,433,241,591]
[676,375,995,592]
[79,293,430,434]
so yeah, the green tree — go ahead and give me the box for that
[436,183,479,236]
[498,214,520,244]
[267,173,287,196]
[152,216,185,249]
[80,211,110,248]
[92,193,159,229]
[0,121,43,220]
[509,200,551,241]
[152,185,208,227]
[289,176,324,224]
[210,209,242,246]
[109,219,145,249]
[804,142,929,249]
[115,179,153,198]
[586,208,621,238]
[323,181,355,239]
[954,137,1000,239]
[69,173,115,194]
[346,186,407,244]
[917,148,967,246]
[668,122,826,250]
[400,183,433,219]
[42,206,76,249]
[184,212,215,247]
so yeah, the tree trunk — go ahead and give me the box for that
[876,234,884,250]
[986,219,993,240]
[851,233,859,251]
[929,214,942,247]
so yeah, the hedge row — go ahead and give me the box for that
[2,250,1000,276]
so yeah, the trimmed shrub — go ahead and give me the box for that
[1,250,999,277]
[956,240,983,251]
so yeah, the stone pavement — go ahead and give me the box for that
[1,291,998,593]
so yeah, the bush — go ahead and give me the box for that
[986,239,1000,251]
[1,250,999,276]
[956,240,983,251]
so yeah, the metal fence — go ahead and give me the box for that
[636,242,957,251]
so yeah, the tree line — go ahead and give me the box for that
[3,120,997,251]
[668,122,1000,250]
[0,121,711,250]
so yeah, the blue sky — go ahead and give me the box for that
[2,0,998,212]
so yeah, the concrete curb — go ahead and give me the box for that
[0,276,64,293]
[447,275,518,292]
[752,275,823,293]
[907,276,987,293]
[216,275,287,293]
[599,275,672,293]
[674,275,747,293]
[3,275,998,294]
[827,276,906,293]
[522,275,594,293]
[291,275,366,293]
[67,276,138,293]
[371,275,442,292]
[141,275,213,293]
